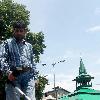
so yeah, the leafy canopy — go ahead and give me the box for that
[0,0,46,63]
[0,0,48,99]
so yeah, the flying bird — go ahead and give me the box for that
[52,63,56,67]
[42,63,47,66]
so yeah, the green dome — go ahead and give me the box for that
[59,87,100,100]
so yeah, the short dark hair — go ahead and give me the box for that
[13,20,27,29]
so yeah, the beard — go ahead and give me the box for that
[14,35,25,41]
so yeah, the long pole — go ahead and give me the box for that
[52,60,66,100]
[52,63,56,99]
[54,73,55,90]
[52,60,66,90]
[52,63,56,90]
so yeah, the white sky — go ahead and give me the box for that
[14,0,100,92]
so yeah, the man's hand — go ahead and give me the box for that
[8,71,16,81]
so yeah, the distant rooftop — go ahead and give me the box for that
[46,86,70,94]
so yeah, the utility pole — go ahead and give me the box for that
[52,59,66,100]
[52,63,56,90]
[41,59,66,100]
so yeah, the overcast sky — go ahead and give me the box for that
[15,0,100,92]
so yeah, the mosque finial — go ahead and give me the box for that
[79,58,87,75]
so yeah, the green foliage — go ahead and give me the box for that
[0,0,30,40]
[35,75,48,100]
[0,0,46,63]
[0,0,48,99]
[26,32,46,63]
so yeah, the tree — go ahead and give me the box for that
[26,31,46,63]
[35,75,48,100]
[0,0,30,40]
[0,0,47,99]
[0,0,46,62]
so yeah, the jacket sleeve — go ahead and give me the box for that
[0,41,10,73]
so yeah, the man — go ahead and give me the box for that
[0,21,36,100]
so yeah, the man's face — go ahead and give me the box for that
[13,28,26,41]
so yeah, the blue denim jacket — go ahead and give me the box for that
[0,37,35,72]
